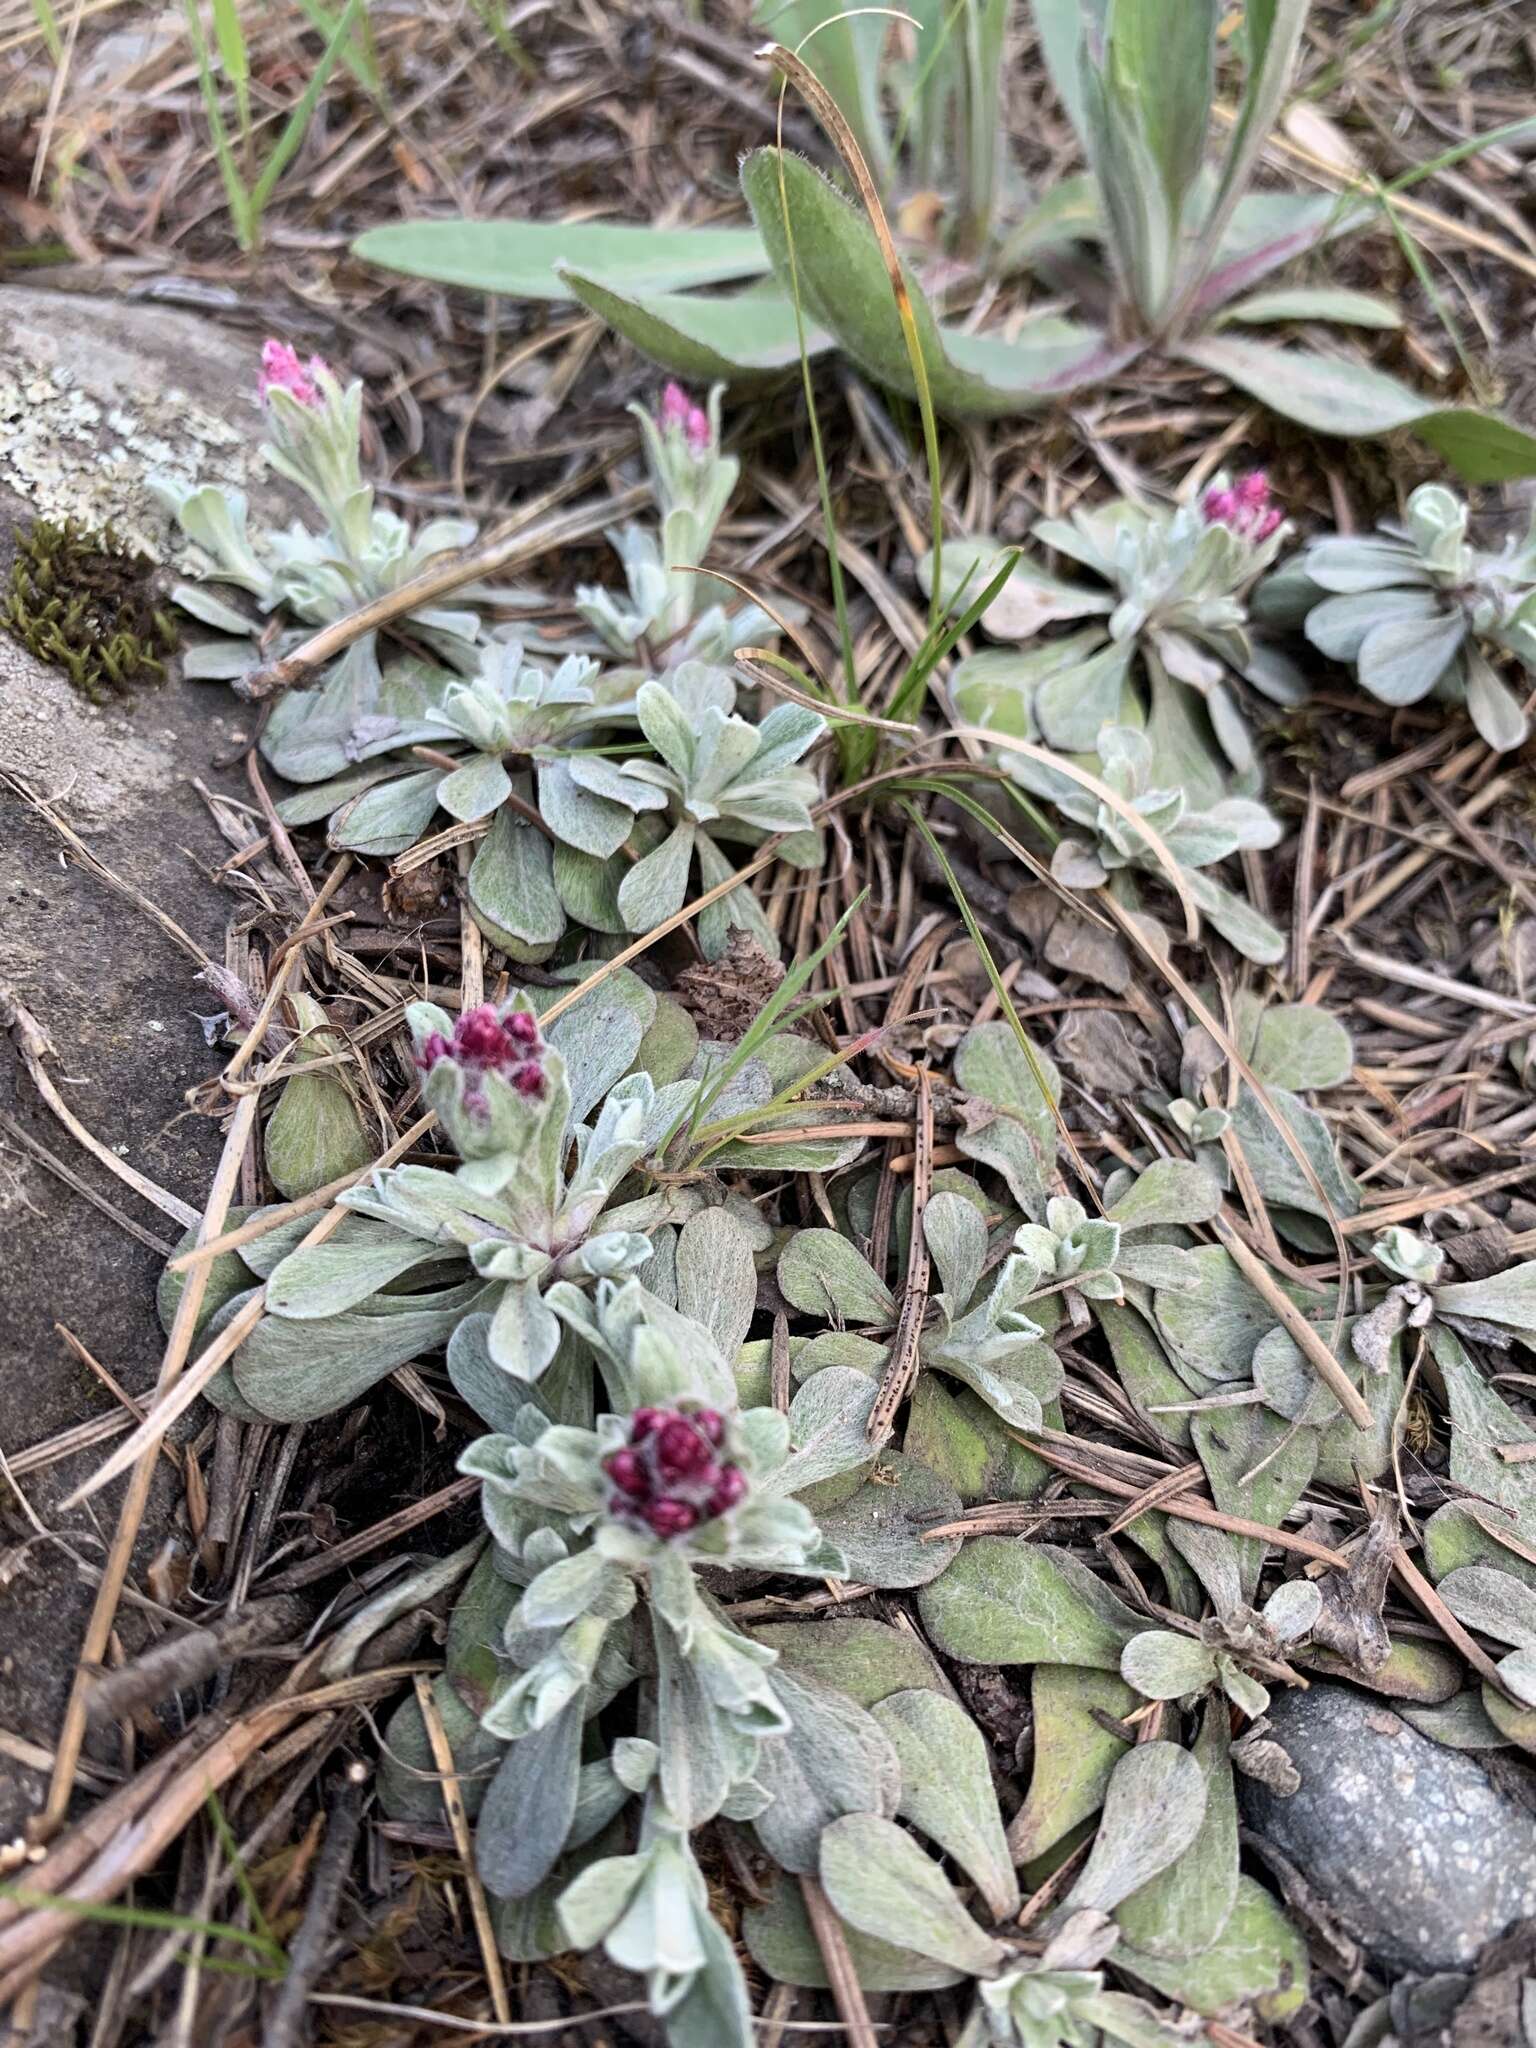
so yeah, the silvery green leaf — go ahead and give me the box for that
[476,1696,583,1899]
[750,1617,946,1709]
[540,970,655,1122]
[182,637,254,680]
[924,1191,988,1313]
[777,1229,895,1326]
[1116,1874,1309,2021]
[1357,608,1467,704]
[917,1537,1143,1669]
[1433,1324,1536,1543]
[813,1452,963,1589]
[265,1228,445,1321]
[663,1903,755,2048]
[1438,1566,1536,1652]
[552,842,627,934]
[1008,1666,1137,1864]
[743,1872,964,1992]
[1155,1244,1326,1384]
[1251,1004,1354,1091]
[1465,643,1529,752]
[231,1279,490,1421]
[263,994,375,1200]
[1061,1741,1207,1916]
[1228,1082,1359,1222]
[1263,1578,1323,1643]
[377,1675,504,1826]
[753,1669,901,1873]
[1036,639,1138,752]
[1114,1242,1202,1291]
[819,1814,1008,1976]
[928,538,1111,639]
[328,768,445,855]
[903,1372,1053,1505]
[1438,1260,1536,1339]
[536,755,636,858]
[1115,1705,1238,1960]
[872,1690,1020,1920]
[1304,585,1442,662]
[1121,1630,1219,1701]
[1251,1325,1341,1427]
[1105,1157,1223,1230]
[1497,1648,1536,1707]
[437,751,513,823]
[675,1208,757,1359]
[1193,1405,1320,1602]
[618,819,696,932]
[954,1021,1062,1207]
[654,1619,751,1828]
[518,1549,618,1630]
[1401,1690,1509,1751]
[763,1367,879,1497]
[1183,868,1286,966]
[487,1278,563,1383]
[468,807,564,960]
[1167,1522,1246,1619]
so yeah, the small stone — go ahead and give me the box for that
[1240,1682,1536,1972]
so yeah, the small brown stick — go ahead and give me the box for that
[84,1596,310,1726]
[0,1115,177,1255]
[1211,1213,1373,1430]
[239,490,646,700]
[457,840,486,1013]
[797,1875,879,2048]
[259,1475,479,1594]
[52,1324,180,1474]
[2,991,201,1229]
[979,1442,1352,1569]
[263,1769,366,2048]
[415,1674,512,2023]
[65,1109,436,1506]
[866,1070,933,1442]
[1391,1544,1507,1692]
[36,1090,258,1839]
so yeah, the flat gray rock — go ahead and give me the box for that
[1240,1682,1536,1972]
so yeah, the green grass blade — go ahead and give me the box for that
[29,0,61,62]
[248,0,369,221]
[210,0,251,152]
[182,0,253,249]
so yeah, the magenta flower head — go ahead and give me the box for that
[603,1403,748,1540]
[653,380,713,459]
[1203,469,1283,544]
[408,997,552,1161]
[258,339,328,410]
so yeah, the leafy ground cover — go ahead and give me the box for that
[4,3,1536,2044]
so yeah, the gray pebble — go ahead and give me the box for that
[1240,1682,1536,1972]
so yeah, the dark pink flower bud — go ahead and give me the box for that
[259,339,327,409]
[604,1448,650,1499]
[415,1031,452,1073]
[655,1416,712,1481]
[660,382,692,428]
[694,1409,725,1446]
[630,1408,664,1441]
[506,1009,539,1045]
[512,1061,545,1097]
[646,1498,699,1538]
[707,1465,748,1516]
[684,405,711,455]
[1204,470,1283,544]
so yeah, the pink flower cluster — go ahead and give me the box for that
[416,1003,545,1102]
[659,381,712,457]
[258,339,329,410]
[603,1405,748,1539]
[1203,470,1283,543]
